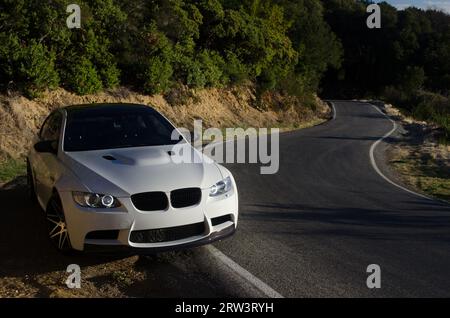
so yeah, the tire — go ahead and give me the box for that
[46,193,73,253]
[26,159,37,202]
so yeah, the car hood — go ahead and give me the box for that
[62,143,223,196]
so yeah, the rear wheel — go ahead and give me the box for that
[46,193,72,252]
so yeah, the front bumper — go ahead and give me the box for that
[59,187,238,251]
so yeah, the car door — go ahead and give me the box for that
[33,111,63,206]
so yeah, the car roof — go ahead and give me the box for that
[63,103,156,115]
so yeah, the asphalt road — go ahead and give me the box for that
[215,100,450,297]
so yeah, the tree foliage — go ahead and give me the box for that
[0,0,338,97]
[0,0,448,108]
[320,0,450,98]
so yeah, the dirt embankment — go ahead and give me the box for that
[0,85,330,162]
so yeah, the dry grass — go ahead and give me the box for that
[384,103,450,202]
[388,143,450,202]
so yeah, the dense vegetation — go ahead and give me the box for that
[0,0,341,98]
[320,0,450,138]
[0,0,448,136]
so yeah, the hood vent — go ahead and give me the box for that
[103,155,116,161]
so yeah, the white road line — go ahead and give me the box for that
[368,103,443,202]
[330,101,337,120]
[206,245,284,298]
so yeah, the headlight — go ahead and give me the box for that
[209,176,232,197]
[72,192,121,208]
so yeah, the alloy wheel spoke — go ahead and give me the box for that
[48,223,60,235]
[47,197,70,251]
[50,230,61,239]
[60,231,68,249]
[58,230,63,249]
[47,217,60,226]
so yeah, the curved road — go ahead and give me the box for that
[215,100,450,297]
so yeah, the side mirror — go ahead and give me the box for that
[34,140,58,154]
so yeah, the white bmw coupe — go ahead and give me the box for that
[27,103,238,253]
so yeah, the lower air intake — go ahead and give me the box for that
[129,222,205,243]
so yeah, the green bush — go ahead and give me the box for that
[64,56,103,95]
[384,88,450,141]
[181,50,227,88]
[99,62,121,89]
[19,40,59,97]
[0,33,22,85]
[0,35,59,97]
[143,56,173,94]
[223,52,249,84]
[197,50,227,87]
[277,72,308,97]
[186,58,207,89]
[82,29,121,89]
[412,92,450,140]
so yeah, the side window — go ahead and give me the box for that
[40,112,63,141]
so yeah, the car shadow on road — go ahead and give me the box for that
[243,202,450,243]
[0,176,128,278]
[314,135,387,141]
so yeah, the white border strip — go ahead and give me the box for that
[368,103,444,202]
[206,245,284,298]
[330,101,337,120]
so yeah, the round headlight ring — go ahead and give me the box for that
[101,195,115,208]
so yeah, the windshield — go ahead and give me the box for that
[64,106,182,152]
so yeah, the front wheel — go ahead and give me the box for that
[46,193,73,252]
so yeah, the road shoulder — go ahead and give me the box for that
[370,101,449,203]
